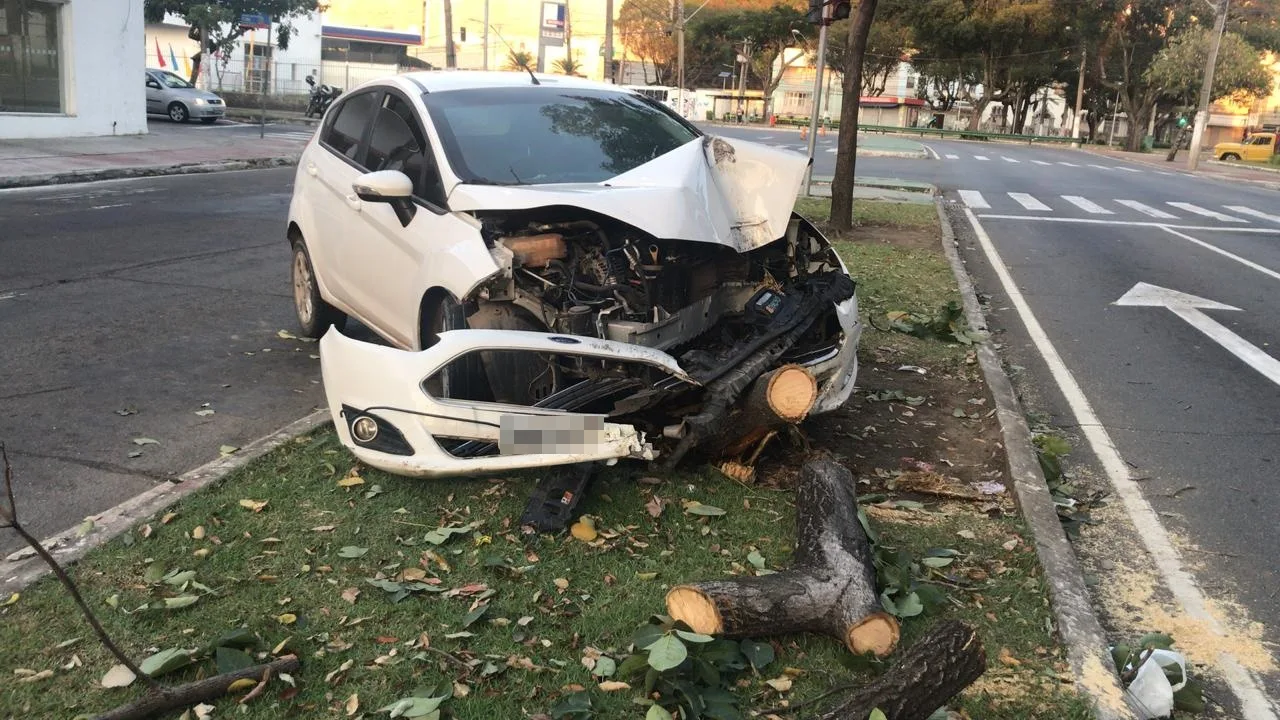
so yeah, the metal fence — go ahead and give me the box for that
[207,58,414,96]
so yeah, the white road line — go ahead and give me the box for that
[974,155,990,161]
[921,144,940,160]
[1062,195,1114,214]
[1001,156,1020,163]
[958,190,990,209]
[1088,164,1115,170]
[1032,160,1052,166]
[89,203,130,210]
[1225,205,1280,224]
[1057,161,1080,167]
[1007,192,1051,211]
[963,207,1280,720]
[758,135,775,140]
[945,153,959,160]
[1161,226,1280,282]
[972,214,1280,235]
[1114,166,1142,172]
[1115,200,1178,219]
[825,148,837,153]
[1166,202,1248,223]
[1155,171,1176,176]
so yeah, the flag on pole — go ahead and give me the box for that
[168,44,179,72]
[181,51,192,77]
[154,38,166,68]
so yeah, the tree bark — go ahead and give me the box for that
[814,621,986,720]
[92,655,301,720]
[666,460,900,657]
[829,0,879,231]
[699,364,817,459]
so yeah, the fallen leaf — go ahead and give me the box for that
[277,613,297,625]
[345,692,359,716]
[132,437,160,446]
[998,647,1021,667]
[140,524,153,539]
[194,703,215,720]
[219,445,239,456]
[337,473,365,488]
[311,524,336,532]
[401,567,427,581]
[957,530,977,540]
[340,586,360,604]
[553,578,570,591]
[194,409,215,417]
[127,450,143,458]
[635,572,658,581]
[1002,538,1020,551]
[570,517,598,542]
[765,676,793,692]
[161,512,178,525]
[228,678,258,693]
[114,407,138,416]
[16,669,53,683]
[598,681,630,692]
[644,495,665,518]
[192,525,206,540]
[239,499,268,513]
[2,592,19,607]
[277,329,299,340]
[683,501,726,516]
[337,546,368,559]
[101,664,136,688]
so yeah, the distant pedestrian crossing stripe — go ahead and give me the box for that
[1225,206,1280,224]
[1115,166,1141,172]
[1062,195,1114,214]
[1087,164,1114,171]
[1032,160,1052,166]
[974,155,990,161]
[1057,162,1080,167]
[945,154,959,159]
[1002,156,1020,163]
[1008,193,1050,211]
[954,191,1262,224]
[1167,202,1248,223]
[1114,200,1177,219]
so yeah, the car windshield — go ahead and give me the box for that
[155,71,194,89]
[422,87,701,186]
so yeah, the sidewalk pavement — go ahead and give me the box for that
[0,123,311,189]
[225,107,318,126]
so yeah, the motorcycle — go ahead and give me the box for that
[304,76,342,118]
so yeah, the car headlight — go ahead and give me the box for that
[193,98,207,105]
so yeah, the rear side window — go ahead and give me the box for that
[323,91,379,162]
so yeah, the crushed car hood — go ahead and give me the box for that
[446,137,809,253]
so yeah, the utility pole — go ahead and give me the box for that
[1071,47,1085,148]
[676,0,685,116]
[564,1,572,72]
[1187,0,1229,171]
[443,0,456,69]
[603,0,613,82]
[803,18,829,196]
[483,0,489,70]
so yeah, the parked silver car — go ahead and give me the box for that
[145,69,225,124]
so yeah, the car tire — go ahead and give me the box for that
[291,241,346,338]
[421,296,491,402]
[200,117,217,124]
[1221,153,1241,161]
[168,102,190,123]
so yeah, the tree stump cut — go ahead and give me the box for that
[701,364,819,460]
[665,459,900,657]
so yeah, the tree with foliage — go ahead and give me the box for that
[552,55,585,76]
[682,10,742,89]
[733,4,811,121]
[505,49,534,72]
[1147,29,1271,107]
[825,12,911,96]
[144,1,319,84]
[617,0,676,84]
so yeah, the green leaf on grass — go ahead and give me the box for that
[675,630,714,643]
[921,556,953,568]
[684,502,726,516]
[337,546,369,558]
[592,656,616,678]
[143,562,164,584]
[646,634,688,672]
[132,437,160,446]
[215,646,255,674]
[740,639,774,670]
[646,705,674,720]
[212,627,257,651]
[895,592,924,618]
[462,603,490,628]
[634,622,665,650]
[423,524,475,545]
[870,710,888,720]
[379,694,447,718]
[746,550,766,570]
[1138,633,1175,650]
[616,653,650,680]
[548,690,592,719]
[163,570,196,586]
[139,648,192,678]
[1173,678,1206,712]
[163,595,199,609]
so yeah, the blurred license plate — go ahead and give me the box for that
[499,414,606,455]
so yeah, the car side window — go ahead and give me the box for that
[322,91,379,163]
[366,93,446,207]
[1252,136,1271,145]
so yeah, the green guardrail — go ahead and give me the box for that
[857,123,1079,145]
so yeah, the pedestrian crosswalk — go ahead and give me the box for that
[931,154,1150,173]
[956,190,1280,225]
[272,130,316,142]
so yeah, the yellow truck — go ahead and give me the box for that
[1213,131,1278,162]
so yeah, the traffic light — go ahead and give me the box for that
[460,26,466,42]
[807,0,824,25]
[808,0,853,25]
[832,1,851,20]
[1177,115,1188,129]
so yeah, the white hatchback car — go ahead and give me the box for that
[288,71,861,478]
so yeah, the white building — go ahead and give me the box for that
[1,0,146,139]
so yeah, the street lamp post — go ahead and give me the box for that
[1187,0,1230,170]
[1107,85,1121,146]
[801,24,828,196]
[1071,46,1086,148]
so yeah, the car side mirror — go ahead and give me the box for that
[146,80,160,89]
[353,170,417,227]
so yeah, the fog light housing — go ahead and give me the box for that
[351,416,379,443]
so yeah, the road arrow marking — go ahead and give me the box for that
[1115,282,1280,388]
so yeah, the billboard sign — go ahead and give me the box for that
[540,2,565,46]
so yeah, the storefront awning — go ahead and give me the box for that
[322,25,422,45]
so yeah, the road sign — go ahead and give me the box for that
[240,13,270,29]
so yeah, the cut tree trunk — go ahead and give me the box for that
[815,620,986,720]
[92,655,301,720]
[701,364,817,460]
[666,459,900,657]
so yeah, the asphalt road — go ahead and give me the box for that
[0,168,332,554]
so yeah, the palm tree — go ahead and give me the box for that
[505,49,534,72]
[552,56,583,76]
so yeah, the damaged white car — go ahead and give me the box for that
[287,72,860,488]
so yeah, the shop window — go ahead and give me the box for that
[0,0,63,114]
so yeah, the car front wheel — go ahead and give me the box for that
[1220,152,1241,161]
[292,241,346,338]
[168,102,190,123]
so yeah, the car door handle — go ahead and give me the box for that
[305,163,318,176]
[345,194,362,211]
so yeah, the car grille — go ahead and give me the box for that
[207,99,223,105]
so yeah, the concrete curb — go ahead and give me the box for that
[0,156,299,190]
[934,198,1137,720]
[1207,159,1280,175]
[226,110,319,127]
[1,411,331,595]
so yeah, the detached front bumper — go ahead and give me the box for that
[320,328,683,477]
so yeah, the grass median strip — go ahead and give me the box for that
[0,198,1093,719]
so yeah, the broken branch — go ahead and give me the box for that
[91,655,301,720]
